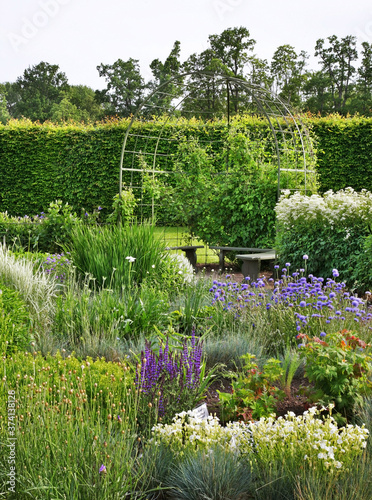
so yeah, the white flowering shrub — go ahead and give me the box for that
[249,406,369,472]
[275,188,372,287]
[151,410,251,456]
[152,407,369,473]
[165,253,195,285]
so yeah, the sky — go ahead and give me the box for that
[1,0,372,90]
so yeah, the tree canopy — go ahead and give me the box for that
[3,30,372,122]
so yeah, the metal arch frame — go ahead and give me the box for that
[118,71,314,214]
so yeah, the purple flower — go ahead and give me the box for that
[99,464,107,474]
[303,255,309,260]
[299,301,306,307]
[320,332,326,337]
[332,269,339,278]
[98,206,102,210]
[286,262,291,267]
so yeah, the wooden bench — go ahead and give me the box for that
[166,245,204,268]
[209,246,273,271]
[236,250,276,281]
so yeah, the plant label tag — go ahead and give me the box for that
[191,403,209,420]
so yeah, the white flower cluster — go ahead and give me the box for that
[247,406,369,471]
[276,188,372,230]
[152,407,369,472]
[167,253,195,284]
[151,410,250,456]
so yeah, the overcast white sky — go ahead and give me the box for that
[1,0,372,89]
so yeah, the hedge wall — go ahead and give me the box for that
[0,116,273,219]
[308,115,372,193]
[1,115,372,219]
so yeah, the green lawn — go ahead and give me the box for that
[154,226,219,265]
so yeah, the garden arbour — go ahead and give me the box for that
[118,71,317,247]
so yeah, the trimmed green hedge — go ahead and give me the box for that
[308,115,372,193]
[1,115,372,221]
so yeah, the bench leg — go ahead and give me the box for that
[219,250,225,271]
[241,259,261,282]
[184,249,198,269]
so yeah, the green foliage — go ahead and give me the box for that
[0,200,91,254]
[309,115,372,193]
[275,188,372,287]
[217,353,284,422]
[64,223,169,289]
[0,284,31,353]
[96,58,145,116]
[143,127,291,247]
[279,347,302,397]
[352,234,372,292]
[298,330,372,419]
[13,61,69,122]
[53,274,170,348]
[106,189,137,225]
[0,351,151,499]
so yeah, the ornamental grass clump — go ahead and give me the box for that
[135,331,213,425]
[0,350,155,499]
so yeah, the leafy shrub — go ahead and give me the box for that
[106,189,137,225]
[218,353,284,422]
[353,234,372,293]
[0,200,101,254]
[143,129,316,248]
[297,330,372,420]
[275,188,372,288]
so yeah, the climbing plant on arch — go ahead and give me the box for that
[118,72,317,247]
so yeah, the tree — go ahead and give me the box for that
[246,56,272,90]
[146,41,184,114]
[208,26,255,78]
[302,70,333,115]
[14,61,69,121]
[208,26,256,113]
[0,84,10,124]
[96,58,145,117]
[314,35,358,114]
[270,45,308,107]
[353,42,372,115]
[181,49,229,117]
